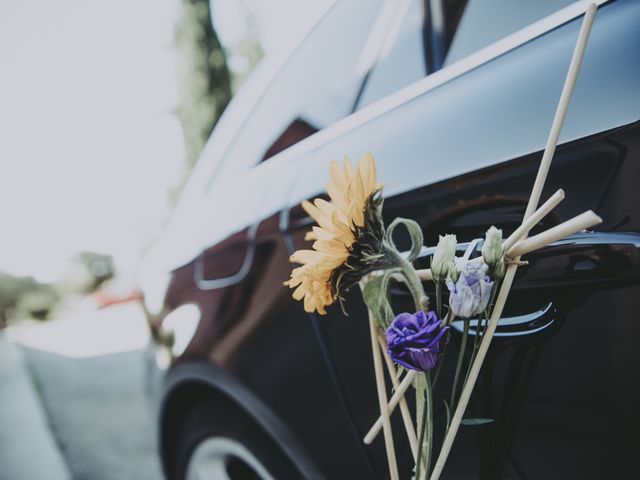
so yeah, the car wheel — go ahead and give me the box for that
[172,395,303,480]
[186,436,274,480]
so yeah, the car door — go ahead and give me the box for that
[282,0,640,478]
[150,1,431,478]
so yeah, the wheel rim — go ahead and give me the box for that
[186,437,275,480]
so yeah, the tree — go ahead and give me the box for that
[175,0,233,170]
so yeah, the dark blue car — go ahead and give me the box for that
[139,0,640,478]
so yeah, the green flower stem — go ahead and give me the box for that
[471,278,500,353]
[450,318,470,409]
[431,332,449,388]
[415,381,427,480]
[431,310,453,387]
[391,249,428,312]
[472,316,484,352]
[414,373,433,480]
[483,279,501,336]
[464,316,484,395]
[464,279,501,391]
[425,373,434,479]
[435,282,442,320]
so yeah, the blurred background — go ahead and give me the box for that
[0,1,330,478]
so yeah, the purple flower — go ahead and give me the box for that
[446,262,494,319]
[386,311,448,371]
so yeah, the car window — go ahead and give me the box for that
[354,0,584,112]
[354,0,426,110]
[445,0,575,65]
[354,0,470,110]
[199,0,386,193]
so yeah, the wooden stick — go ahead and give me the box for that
[413,187,565,281]
[369,313,399,480]
[523,14,597,220]
[380,208,596,465]
[507,210,601,257]
[430,5,597,479]
[502,188,565,251]
[365,208,595,460]
[364,369,417,444]
[377,333,418,461]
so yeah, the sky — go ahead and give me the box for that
[0,0,331,283]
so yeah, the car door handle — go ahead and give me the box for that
[193,223,259,290]
[450,302,557,337]
[507,230,640,291]
[391,231,640,336]
[408,230,640,291]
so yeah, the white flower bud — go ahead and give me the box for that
[482,226,505,278]
[482,226,503,266]
[432,234,457,283]
[493,258,506,279]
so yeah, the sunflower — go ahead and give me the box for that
[285,153,384,314]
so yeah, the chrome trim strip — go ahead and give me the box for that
[194,222,260,290]
[451,302,556,337]
[265,0,610,170]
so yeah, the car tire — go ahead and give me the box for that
[172,394,304,480]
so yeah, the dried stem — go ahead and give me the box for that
[430,5,598,478]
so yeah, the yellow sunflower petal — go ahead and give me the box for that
[329,159,348,191]
[292,285,306,300]
[286,153,382,315]
[343,156,354,180]
[290,249,323,265]
[302,200,321,221]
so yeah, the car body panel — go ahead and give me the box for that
[144,1,640,478]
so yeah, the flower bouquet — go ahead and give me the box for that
[285,4,598,479]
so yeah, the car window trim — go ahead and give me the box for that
[257,0,610,174]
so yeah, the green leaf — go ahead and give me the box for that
[385,217,423,261]
[362,271,395,329]
[461,418,494,426]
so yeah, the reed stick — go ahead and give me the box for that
[369,205,596,446]
[507,210,601,257]
[430,4,597,479]
[502,188,565,251]
[369,313,399,480]
[377,333,418,461]
[364,370,417,444]
[414,187,565,282]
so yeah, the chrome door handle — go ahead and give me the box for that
[390,231,640,337]
[450,302,556,338]
[409,231,640,291]
[194,223,260,290]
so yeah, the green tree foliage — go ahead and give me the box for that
[175,0,233,170]
[0,272,58,322]
[58,252,115,294]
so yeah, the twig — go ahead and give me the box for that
[449,318,470,409]
[364,369,417,444]
[377,332,418,461]
[414,188,565,282]
[430,4,598,478]
[507,210,601,257]
[502,188,565,251]
[369,313,399,480]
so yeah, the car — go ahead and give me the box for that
[138,0,640,478]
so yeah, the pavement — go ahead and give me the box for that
[0,336,71,480]
[0,303,164,480]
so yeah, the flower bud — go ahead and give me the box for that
[482,226,505,279]
[493,258,506,279]
[446,263,494,319]
[432,234,457,283]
